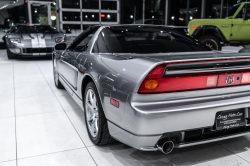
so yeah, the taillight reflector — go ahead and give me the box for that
[241,72,250,84]
[111,98,119,108]
[207,75,218,87]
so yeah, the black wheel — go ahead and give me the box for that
[7,48,15,59]
[198,35,222,51]
[84,81,115,145]
[53,57,64,89]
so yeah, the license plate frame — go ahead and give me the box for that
[215,108,246,130]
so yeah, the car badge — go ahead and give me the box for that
[226,75,234,85]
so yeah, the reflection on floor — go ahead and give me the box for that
[0,49,250,166]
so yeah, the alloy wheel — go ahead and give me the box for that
[206,42,215,50]
[85,89,99,138]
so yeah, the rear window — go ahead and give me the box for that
[93,26,210,54]
[13,25,59,34]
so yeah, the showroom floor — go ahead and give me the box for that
[0,48,250,166]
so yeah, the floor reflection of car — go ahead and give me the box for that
[5,24,65,59]
[53,25,250,154]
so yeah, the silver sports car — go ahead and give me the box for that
[5,24,65,59]
[53,25,250,154]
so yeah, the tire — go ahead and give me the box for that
[7,48,15,59]
[84,81,115,145]
[53,57,64,89]
[198,35,222,51]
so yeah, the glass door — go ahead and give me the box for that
[31,4,49,24]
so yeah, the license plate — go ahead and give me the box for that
[215,109,246,130]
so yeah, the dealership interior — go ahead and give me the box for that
[1,0,250,166]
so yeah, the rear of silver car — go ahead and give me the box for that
[109,56,250,154]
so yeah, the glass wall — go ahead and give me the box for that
[145,0,165,25]
[82,0,99,9]
[63,24,81,34]
[189,0,202,21]
[82,12,99,21]
[62,12,81,21]
[205,0,221,18]
[60,0,119,34]
[120,0,142,24]
[31,4,48,24]
[101,1,117,10]
[51,3,56,27]
[101,13,117,22]
[168,0,202,26]
[59,0,244,32]
[168,0,188,26]
[62,0,80,9]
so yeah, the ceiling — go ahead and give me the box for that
[0,0,24,10]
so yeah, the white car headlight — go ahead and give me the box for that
[55,37,64,43]
[10,38,21,43]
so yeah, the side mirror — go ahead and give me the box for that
[54,43,67,51]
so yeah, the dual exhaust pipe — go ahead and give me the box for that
[157,140,174,154]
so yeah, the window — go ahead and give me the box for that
[101,13,117,22]
[31,4,48,24]
[62,12,81,21]
[82,12,99,21]
[120,0,143,24]
[82,0,99,9]
[236,4,246,19]
[247,4,250,19]
[101,1,117,10]
[62,0,80,9]
[168,0,188,26]
[205,0,222,18]
[63,24,81,34]
[222,0,240,17]
[93,27,210,54]
[189,0,202,21]
[68,27,99,52]
[145,0,165,25]
[236,4,250,19]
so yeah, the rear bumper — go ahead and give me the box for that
[109,90,250,150]
[109,120,250,151]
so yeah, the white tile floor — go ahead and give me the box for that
[0,49,250,166]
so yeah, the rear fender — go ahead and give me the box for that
[193,26,227,43]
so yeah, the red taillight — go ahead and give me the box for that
[138,64,250,94]
[111,98,119,108]
[139,74,218,93]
